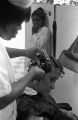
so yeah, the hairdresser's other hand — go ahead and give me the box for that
[25,46,49,61]
[29,66,45,81]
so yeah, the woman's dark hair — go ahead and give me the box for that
[0,0,31,28]
[31,7,46,22]
[31,7,48,34]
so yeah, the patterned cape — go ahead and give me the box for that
[16,93,77,120]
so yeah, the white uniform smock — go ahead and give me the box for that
[0,41,17,120]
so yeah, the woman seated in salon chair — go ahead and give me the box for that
[17,56,78,120]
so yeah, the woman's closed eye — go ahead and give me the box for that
[50,77,58,81]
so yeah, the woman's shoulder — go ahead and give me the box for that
[40,26,51,34]
[41,26,49,31]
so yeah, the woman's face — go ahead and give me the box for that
[2,23,22,40]
[32,15,43,30]
[38,66,60,95]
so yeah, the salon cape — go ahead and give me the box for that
[24,87,43,120]
[0,40,17,120]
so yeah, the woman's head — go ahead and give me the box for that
[31,7,47,33]
[0,0,31,40]
[33,57,65,95]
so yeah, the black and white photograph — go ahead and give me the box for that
[0,0,78,120]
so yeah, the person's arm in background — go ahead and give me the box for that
[0,66,45,110]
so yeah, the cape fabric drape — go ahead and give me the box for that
[16,93,73,120]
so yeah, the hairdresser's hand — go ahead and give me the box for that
[29,66,45,81]
[25,46,50,62]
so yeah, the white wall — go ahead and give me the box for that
[52,5,78,115]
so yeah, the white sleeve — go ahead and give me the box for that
[0,49,12,97]
[0,68,12,97]
[38,27,51,49]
